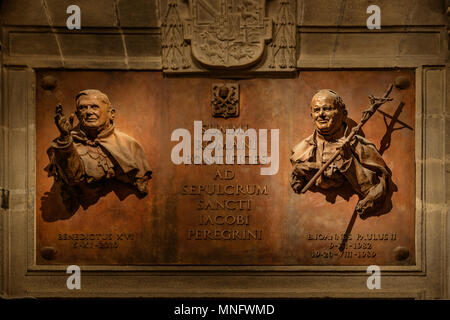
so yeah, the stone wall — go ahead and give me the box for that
[0,0,447,69]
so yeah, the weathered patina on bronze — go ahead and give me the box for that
[44,89,152,219]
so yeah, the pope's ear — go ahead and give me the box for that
[110,108,116,120]
[343,109,348,117]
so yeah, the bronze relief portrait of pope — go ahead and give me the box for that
[44,89,152,219]
[289,89,397,219]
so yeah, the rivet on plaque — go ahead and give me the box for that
[394,76,410,90]
[41,246,57,260]
[394,246,410,261]
[41,75,57,91]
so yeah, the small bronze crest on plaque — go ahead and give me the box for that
[211,83,239,118]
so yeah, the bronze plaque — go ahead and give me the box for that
[36,70,415,266]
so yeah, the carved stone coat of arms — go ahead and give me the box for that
[162,0,296,73]
[185,0,272,68]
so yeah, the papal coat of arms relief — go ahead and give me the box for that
[162,0,297,73]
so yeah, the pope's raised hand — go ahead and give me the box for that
[54,104,75,137]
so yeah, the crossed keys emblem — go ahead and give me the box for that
[211,83,240,118]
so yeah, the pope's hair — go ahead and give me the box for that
[75,89,112,109]
[312,89,347,116]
